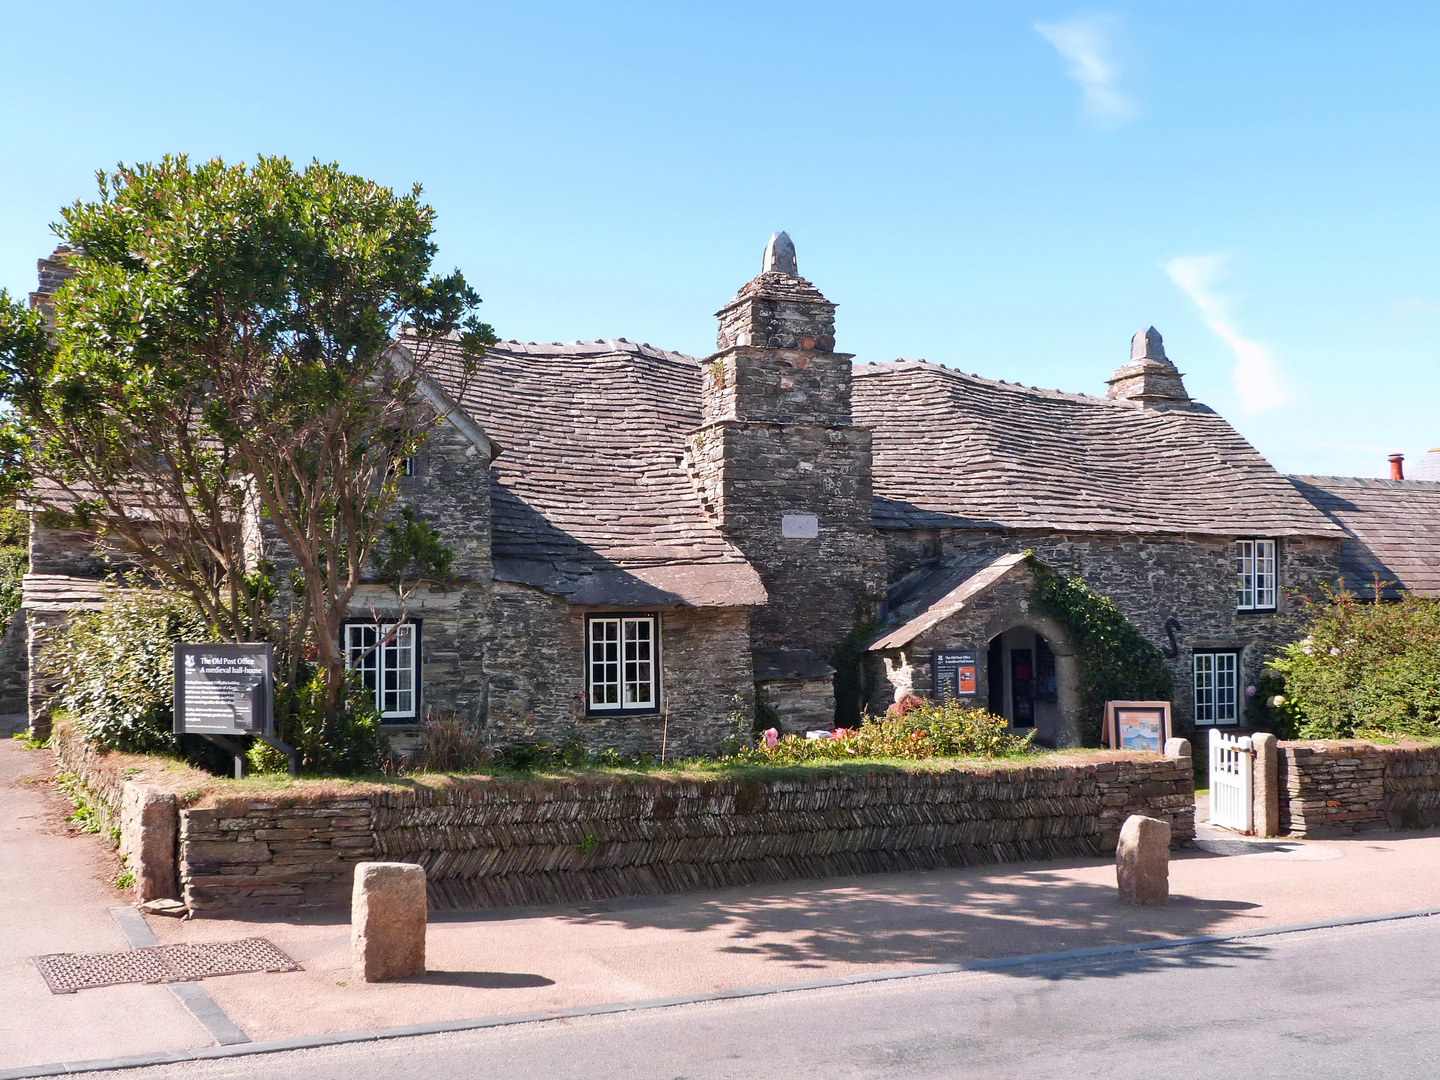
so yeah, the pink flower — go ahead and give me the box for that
[1330,647,1341,656]
[1245,685,1257,697]
[830,728,848,740]
[763,728,778,747]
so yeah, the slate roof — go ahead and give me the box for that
[852,361,1341,539]
[869,553,1029,651]
[1287,476,1440,598]
[427,337,766,609]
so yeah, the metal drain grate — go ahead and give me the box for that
[34,938,300,995]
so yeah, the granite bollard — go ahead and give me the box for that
[1116,814,1170,904]
[352,862,427,982]
[1251,732,1279,837]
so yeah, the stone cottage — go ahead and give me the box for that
[16,233,1434,753]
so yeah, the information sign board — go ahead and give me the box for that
[173,644,273,737]
[932,649,979,698]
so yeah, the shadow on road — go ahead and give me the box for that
[548,861,1262,978]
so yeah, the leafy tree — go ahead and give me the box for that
[1269,587,1440,739]
[0,155,495,730]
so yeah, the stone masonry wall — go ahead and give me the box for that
[1278,741,1440,836]
[882,530,1341,734]
[688,420,886,657]
[178,751,1194,915]
[486,581,754,757]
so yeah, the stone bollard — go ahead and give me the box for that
[352,862,427,982]
[1116,814,1170,905]
[1251,732,1280,838]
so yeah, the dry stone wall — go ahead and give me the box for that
[1278,741,1440,835]
[178,752,1194,915]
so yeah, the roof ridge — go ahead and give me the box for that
[487,338,699,364]
[1291,474,1440,488]
[853,358,1117,405]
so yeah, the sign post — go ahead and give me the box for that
[173,644,298,777]
[932,649,979,699]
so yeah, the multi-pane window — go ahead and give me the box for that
[1236,539,1278,611]
[1193,651,1239,725]
[587,614,659,713]
[345,622,418,721]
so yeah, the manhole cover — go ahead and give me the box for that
[34,938,300,995]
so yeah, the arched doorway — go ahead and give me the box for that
[983,612,1081,748]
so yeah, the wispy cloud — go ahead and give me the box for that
[1163,255,1287,414]
[1034,14,1138,129]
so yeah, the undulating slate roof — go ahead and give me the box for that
[1287,476,1440,598]
[426,337,766,609]
[852,360,1342,539]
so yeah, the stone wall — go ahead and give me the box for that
[0,610,28,733]
[52,720,194,900]
[687,419,886,658]
[881,530,1341,734]
[178,751,1194,915]
[1278,740,1440,835]
[486,581,755,757]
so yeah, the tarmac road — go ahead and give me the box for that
[80,914,1440,1080]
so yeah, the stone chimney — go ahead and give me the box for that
[28,246,78,332]
[1389,453,1405,481]
[1106,327,1191,405]
[688,233,884,695]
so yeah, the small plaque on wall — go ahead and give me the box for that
[781,514,819,538]
[932,649,978,698]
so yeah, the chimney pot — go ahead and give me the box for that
[1389,453,1405,481]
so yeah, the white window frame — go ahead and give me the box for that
[1193,651,1240,726]
[586,613,660,714]
[344,621,419,722]
[1235,539,1278,611]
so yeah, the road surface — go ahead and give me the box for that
[76,915,1440,1079]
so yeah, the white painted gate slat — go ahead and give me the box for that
[1209,728,1254,834]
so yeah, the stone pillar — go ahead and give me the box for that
[1251,732,1280,838]
[352,862,427,982]
[1116,814,1170,905]
[119,782,179,901]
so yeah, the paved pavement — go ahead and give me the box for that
[65,916,1440,1079]
[0,742,213,1069]
[6,737,1440,1074]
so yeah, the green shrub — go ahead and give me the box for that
[0,544,26,626]
[54,586,209,753]
[1269,590,1440,739]
[726,698,1032,765]
[1030,561,1173,746]
[247,668,387,775]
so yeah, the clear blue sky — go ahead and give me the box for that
[3,2,1437,477]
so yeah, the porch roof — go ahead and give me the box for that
[868,552,1029,651]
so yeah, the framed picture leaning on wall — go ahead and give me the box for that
[1103,700,1172,753]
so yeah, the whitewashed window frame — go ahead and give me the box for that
[1235,539,1278,612]
[586,613,660,715]
[344,621,420,722]
[1193,650,1240,726]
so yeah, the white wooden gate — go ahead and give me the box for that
[1209,728,1254,833]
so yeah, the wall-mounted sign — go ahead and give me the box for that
[173,644,273,737]
[932,649,978,698]
[781,514,819,539]
[1104,700,1172,753]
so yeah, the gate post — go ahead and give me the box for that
[1251,732,1279,837]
